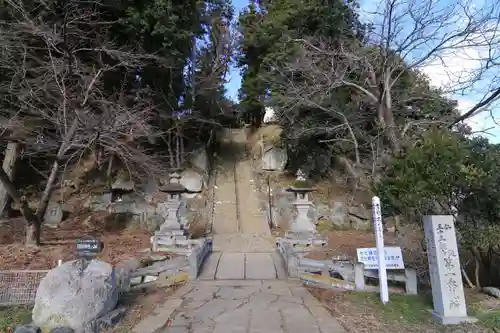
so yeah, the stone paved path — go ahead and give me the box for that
[132,128,346,333]
[134,280,346,333]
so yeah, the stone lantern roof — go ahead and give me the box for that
[159,182,188,194]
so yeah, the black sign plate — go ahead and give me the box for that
[76,236,104,259]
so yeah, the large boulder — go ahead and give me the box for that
[189,147,209,174]
[111,179,134,191]
[84,193,112,211]
[347,204,371,230]
[180,169,204,196]
[32,260,119,332]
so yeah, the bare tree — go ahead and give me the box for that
[0,0,169,245]
[268,0,500,183]
[361,0,500,129]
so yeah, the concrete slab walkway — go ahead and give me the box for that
[133,280,346,333]
[198,252,286,280]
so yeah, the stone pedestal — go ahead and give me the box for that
[158,199,184,232]
[291,200,315,232]
[424,215,477,325]
[286,185,316,233]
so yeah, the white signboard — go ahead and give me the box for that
[357,246,405,270]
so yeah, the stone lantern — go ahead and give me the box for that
[285,169,316,233]
[157,171,200,233]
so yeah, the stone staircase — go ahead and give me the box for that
[211,168,238,235]
[201,128,278,279]
[236,159,271,235]
[210,128,274,253]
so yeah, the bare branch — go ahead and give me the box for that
[0,0,172,182]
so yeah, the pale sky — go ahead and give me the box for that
[225,0,500,142]
[225,0,247,101]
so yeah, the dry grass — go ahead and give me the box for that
[188,212,207,239]
[304,227,424,261]
[247,124,284,159]
[308,287,498,333]
[0,211,151,270]
[249,124,283,145]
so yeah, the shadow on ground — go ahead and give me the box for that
[213,129,249,177]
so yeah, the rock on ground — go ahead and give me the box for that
[483,286,500,298]
[14,324,41,333]
[32,260,119,332]
[49,328,75,333]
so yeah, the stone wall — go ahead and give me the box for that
[269,189,372,231]
[83,192,207,232]
[248,131,373,231]
[83,147,212,232]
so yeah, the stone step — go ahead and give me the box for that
[211,234,275,253]
[214,195,237,201]
[198,252,286,280]
[212,225,238,234]
[214,207,237,211]
[214,204,237,209]
[213,213,237,219]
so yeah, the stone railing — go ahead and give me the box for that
[187,238,213,279]
[147,236,213,280]
[276,237,418,295]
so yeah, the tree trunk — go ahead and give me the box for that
[107,154,117,202]
[471,246,483,289]
[106,154,114,191]
[175,128,181,169]
[167,131,175,169]
[180,130,184,165]
[0,167,41,246]
[461,266,475,289]
[0,142,21,217]
[35,117,79,220]
[378,103,400,153]
[25,222,39,246]
[0,118,78,246]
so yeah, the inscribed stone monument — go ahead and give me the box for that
[423,215,477,325]
[43,203,63,228]
[262,146,287,171]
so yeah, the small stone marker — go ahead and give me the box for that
[43,203,63,228]
[76,236,104,272]
[424,215,477,325]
